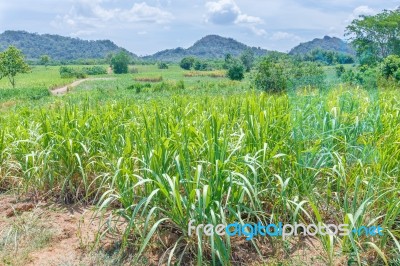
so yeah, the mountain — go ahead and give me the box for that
[144,35,269,62]
[289,36,355,55]
[0,30,137,61]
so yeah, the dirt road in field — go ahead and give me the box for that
[51,77,115,96]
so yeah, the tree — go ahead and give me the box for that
[227,59,245,81]
[345,9,400,65]
[158,62,169,69]
[253,57,287,92]
[180,57,195,70]
[0,46,30,88]
[253,55,325,92]
[40,55,50,67]
[240,49,255,72]
[381,55,400,78]
[111,51,130,74]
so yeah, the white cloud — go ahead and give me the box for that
[270,31,302,42]
[346,5,376,23]
[51,1,174,35]
[120,3,173,24]
[205,0,265,35]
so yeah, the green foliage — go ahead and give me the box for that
[394,69,400,82]
[240,49,255,72]
[193,60,210,71]
[82,66,107,75]
[301,48,355,65]
[381,55,400,79]
[40,55,50,67]
[346,9,400,65]
[226,59,245,81]
[126,83,152,93]
[0,46,30,88]
[340,65,379,89]
[59,66,87,79]
[0,30,137,61]
[145,35,268,62]
[180,57,195,70]
[111,51,130,74]
[253,55,326,92]
[336,65,346,77]
[157,62,169,69]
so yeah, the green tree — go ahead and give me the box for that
[227,59,245,81]
[253,57,287,92]
[111,51,130,74]
[158,62,169,69]
[381,55,400,78]
[180,57,195,70]
[40,55,50,67]
[0,46,30,88]
[240,49,255,72]
[345,9,400,65]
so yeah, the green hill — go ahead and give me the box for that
[289,36,355,55]
[0,30,137,61]
[144,35,269,62]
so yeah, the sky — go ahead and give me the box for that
[0,0,398,56]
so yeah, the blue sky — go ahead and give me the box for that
[0,0,398,55]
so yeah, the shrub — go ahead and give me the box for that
[126,83,152,93]
[180,57,195,70]
[158,62,169,69]
[288,61,326,90]
[226,59,245,81]
[336,65,346,77]
[394,69,400,82]
[193,60,210,71]
[381,55,400,79]
[176,80,185,90]
[253,58,286,92]
[111,51,130,74]
[59,66,87,79]
[253,56,325,92]
[82,66,107,75]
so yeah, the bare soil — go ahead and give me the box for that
[0,193,346,266]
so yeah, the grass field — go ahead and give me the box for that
[0,64,399,265]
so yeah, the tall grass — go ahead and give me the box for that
[0,85,399,265]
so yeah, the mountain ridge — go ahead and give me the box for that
[143,35,269,62]
[0,30,137,61]
[289,36,355,55]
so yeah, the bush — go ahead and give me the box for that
[176,80,185,90]
[253,56,325,92]
[111,51,130,74]
[288,61,325,89]
[158,62,169,69]
[394,69,400,82]
[193,60,210,71]
[126,83,152,93]
[336,65,346,77]
[227,60,245,81]
[253,58,286,92]
[381,55,400,79]
[82,66,107,75]
[59,66,87,79]
[180,57,195,70]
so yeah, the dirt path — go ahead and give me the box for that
[0,194,120,265]
[51,78,115,96]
